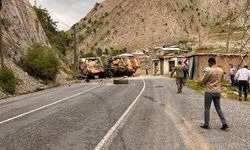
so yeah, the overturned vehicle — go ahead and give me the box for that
[79,56,113,79]
[111,54,140,77]
[79,54,140,78]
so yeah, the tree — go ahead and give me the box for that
[96,48,103,56]
[34,7,70,55]
[238,0,250,69]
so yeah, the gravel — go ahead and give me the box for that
[163,77,250,150]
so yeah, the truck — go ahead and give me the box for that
[79,54,140,79]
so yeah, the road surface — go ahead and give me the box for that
[0,77,249,150]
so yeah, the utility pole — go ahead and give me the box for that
[34,0,36,7]
[197,27,201,49]
[0,0,4,69]
[226,22,231,53]
[198,32,201,49]
[226,12,233,53]
[73,25,78,71]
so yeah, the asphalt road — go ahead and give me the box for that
[0,77,249,150]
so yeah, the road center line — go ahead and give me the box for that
[94,77,146,150]
[0,85,100,125]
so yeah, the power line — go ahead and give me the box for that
[65,0,91,10]
[46,10,70,28]
[25,1,71,29]
[8,0,70,30]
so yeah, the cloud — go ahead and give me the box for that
[29,0,104,30]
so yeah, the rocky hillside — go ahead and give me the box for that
[0,0,50,99]
[1,0,50,61]
[68,0,246,53]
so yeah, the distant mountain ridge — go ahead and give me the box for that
[68,0,246,53]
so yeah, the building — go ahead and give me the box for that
[187,53,250,79]
[152,53,250,79]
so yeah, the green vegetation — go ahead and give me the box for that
[193,46,240,54]
[170,39,195,45]
[20,43,60,81]
[62,67,81,79]
[0,67,17,94]
[79,34,85,42]
[96,48,103,56]
[186,80,204,92]
[34,7,71,55]
[81,52,95,58]
[209,32,243,41]
[187,80,248,101]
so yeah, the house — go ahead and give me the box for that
[151,46,183,76]
[163,55,186,75]
[152,53,249,78]
[187,53,250,79]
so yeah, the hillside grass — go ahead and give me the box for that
[192,47,240,54]
[187,79,249,101]
[209,32,244,41]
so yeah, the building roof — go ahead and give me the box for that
[117,53,134,57]
[161,47,180,51]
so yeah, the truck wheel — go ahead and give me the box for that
[113,78,129,84]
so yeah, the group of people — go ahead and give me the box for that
[171,58,250,131]
[229,64,250,101]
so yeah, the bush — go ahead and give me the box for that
[0,67,17,94]
[20,43,60,81]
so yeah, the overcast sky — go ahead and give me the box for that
[29,0,104,30]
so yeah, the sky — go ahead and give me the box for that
[29,0,104,30]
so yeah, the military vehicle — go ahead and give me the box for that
[79,54,140,79]
[79,56,113,79]
[111,54,140,77]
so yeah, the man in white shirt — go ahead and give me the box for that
[229,64,235,86]
[235,65,250,101]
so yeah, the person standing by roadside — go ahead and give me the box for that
[200,58,229,130]
[171,61,185,93]
[229,64,236,86]
[234,65,250,101]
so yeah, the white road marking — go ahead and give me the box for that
[0,86,100,125]
[94,77,146,150]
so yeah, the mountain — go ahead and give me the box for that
[68,0,246,53]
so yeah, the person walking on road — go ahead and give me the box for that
[234,65,250,101]
[200,58,229,130]
[171,61,185,93]
[229,64,236,86]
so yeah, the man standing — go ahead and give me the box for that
[200,58,229,130]
[229,64,236,86]
[171,61,185,93]
[234,65,250,101]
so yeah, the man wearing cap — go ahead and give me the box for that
[235,65,250,101]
